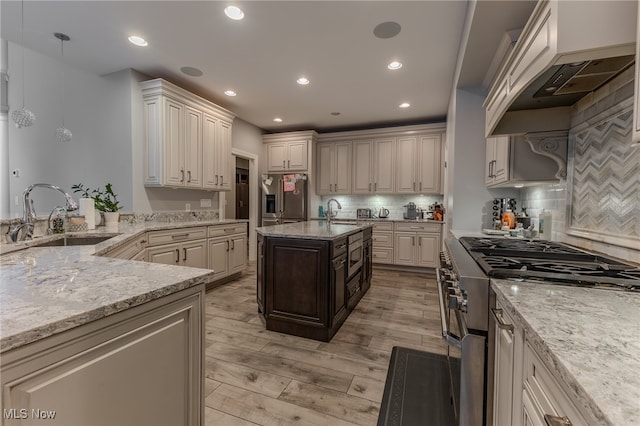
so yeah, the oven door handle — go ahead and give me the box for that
[436,268,465,348]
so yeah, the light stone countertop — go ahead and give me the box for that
[256,221,372,240]
[0,218,247,353]
[492,279,640,426]
[309,216,445,224]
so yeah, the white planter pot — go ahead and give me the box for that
[103,212,120,228]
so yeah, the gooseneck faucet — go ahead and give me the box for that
[6,183,79,242]
[326,198,342,225]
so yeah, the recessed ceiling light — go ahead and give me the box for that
[296,77,310,85]
[273,117,283,123]
[128,35,148,47]
[399,102,410,108]
[224,6,244,20]
[388,61,403,70]
[181,66,203,77]
[224,90,237,97]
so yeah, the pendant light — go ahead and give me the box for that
[54,32,72,142]
[10,0,36,128]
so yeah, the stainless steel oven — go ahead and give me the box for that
[437,237,491,426]
[347,232,363,278]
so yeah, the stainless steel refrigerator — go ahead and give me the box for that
[261,173,308,226]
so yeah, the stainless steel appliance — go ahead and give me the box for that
[437,236,640,425]
[261,173,307,226]
[403,202,419,220]
[357,208,372,219]
[378,207,389,218]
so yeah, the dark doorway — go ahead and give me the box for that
[235,162,249,220]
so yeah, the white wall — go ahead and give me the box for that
[5,41,133,218]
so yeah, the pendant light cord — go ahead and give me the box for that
[20,0,25,108]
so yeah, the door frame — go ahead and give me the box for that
[222,148,258,261]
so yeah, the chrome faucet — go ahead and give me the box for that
[6,183,79,242]
[326,198,342,225]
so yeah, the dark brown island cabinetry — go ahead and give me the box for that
[256,224,372,342]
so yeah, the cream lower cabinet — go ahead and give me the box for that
[492,299,524,426]
[146,227,208,268]
[1,286,204,426]
[393,222,441,268]
[371,222,394,264]
[102,234,147,261]
[208,223,248,282]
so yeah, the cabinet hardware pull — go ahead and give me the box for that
[420,182,422,191]
[283,160,286,169]
[226,241,229,252]
[171,234,189,239]
[410,226,422,229]
[175,249,180,263]
[418,237,421,246]
[543,414,572,426]
[231,240,235,250]
[224,228,236,232]
[220,175,223,185]
[413,182,415,191]
[181,169,185,182]
[183,248,187,261]
[334,183,338,191]
[412,236,415,246]
[329,183,333,192]
[374,182,377,191]
[216,175,219,185]
[288,160,290,168]
[490,308,514,332]
[368,183,371,191]
[335,244,346,250]
[187,170,192,182]
[140,240,146,244]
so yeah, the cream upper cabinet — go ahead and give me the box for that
[351,138,395,194]
[263,131,318,173]
[486,136,509,186]
[203,113,233,191]
[396,134,442,194]
[141,78,235,191]
[633,4,640,145]
[317,141,352,195]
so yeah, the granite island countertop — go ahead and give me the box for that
[492,279,640,426]
[256,220,372,240]
[0,218,247,353]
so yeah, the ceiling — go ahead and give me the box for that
[0,1,535,133]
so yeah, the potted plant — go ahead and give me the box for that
[72,183,122,227]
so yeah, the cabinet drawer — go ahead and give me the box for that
[394,222,441,233]
[147,227,207,247]
[208,223,247,238]
[372,248,394,264]
[372,231,394,248]
[372,222,393,231]
[523,341,591,426]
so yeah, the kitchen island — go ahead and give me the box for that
[256,221,373,341]
[492,279,640,426]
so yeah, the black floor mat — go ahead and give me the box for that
[377,347,457,426]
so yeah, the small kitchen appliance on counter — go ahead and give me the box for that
[378,207,389,218]
[403,202,419,220]
[357,208,372,219]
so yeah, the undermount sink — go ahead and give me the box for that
[31,235,117,247]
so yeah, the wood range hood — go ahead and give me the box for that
[485,0,637,138]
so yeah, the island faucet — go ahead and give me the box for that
[326,198,342,225]
[6,183,79,242]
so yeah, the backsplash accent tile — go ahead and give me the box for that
[315,194,443,220]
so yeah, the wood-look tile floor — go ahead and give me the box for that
[204,263,446,426]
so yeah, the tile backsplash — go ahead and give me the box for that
[315,194,443,220]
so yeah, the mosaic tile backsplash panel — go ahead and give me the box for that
[570,106,639,239]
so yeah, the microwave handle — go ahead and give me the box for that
[436,268,466,348]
